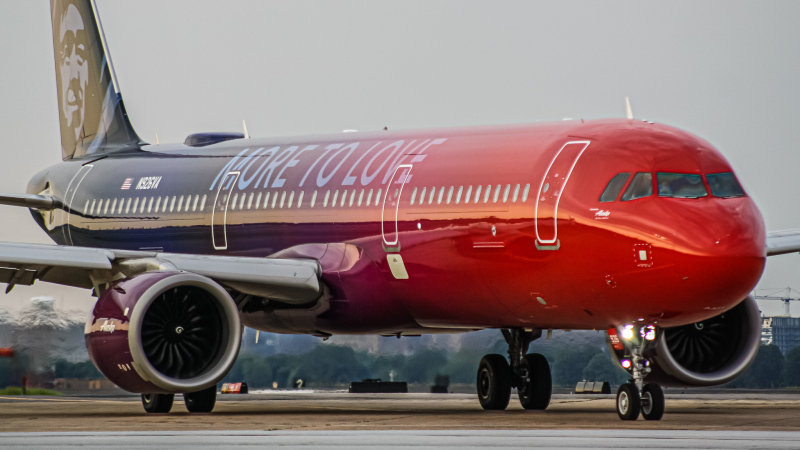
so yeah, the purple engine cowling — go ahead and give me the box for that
[85,271,242,393]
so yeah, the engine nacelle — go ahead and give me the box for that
[610,296,761,387]
[85,272,241,393]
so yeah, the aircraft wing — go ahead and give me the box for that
[0,241,321,304]
[767,229,800,256]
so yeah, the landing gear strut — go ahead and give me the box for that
[477,328,552,411]
[614,325,665,421]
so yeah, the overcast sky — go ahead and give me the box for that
[1,1,799,315]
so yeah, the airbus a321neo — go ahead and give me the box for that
[2,0,798,420]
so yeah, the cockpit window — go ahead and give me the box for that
[657,173,707,198]
[621,172,653,201]
[600,173,630,202]
[707,172,745,198]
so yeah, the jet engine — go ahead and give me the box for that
[85,271,241,393]
[610,296,761,387]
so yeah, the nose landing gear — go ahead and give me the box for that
[477,328,552,411]
[614,325,665,421]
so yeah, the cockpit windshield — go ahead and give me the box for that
[620,172,652,201]
[657,173,707,199]
[707,172,745,198]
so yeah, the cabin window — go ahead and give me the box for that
[311,190,318,208]
[230,193,238,211]
[154,197,162,214]
[271,192,278,209]
[341,190,347,207]
[600,173,630,202]
[502,184,510,203]
[456,186,463,204]
[464,186,472,204]
[297,191,304,208]
[657,173,707,199]
[324,190,330,207]
[89,199,96,216]
[238,194,245,210]
[117,198,124,214]
[484,185,492,203]
[706,173,745,198]
[428,187,435,205]
[621,172,653,201]
[332,190,339,207]
[280,191,287,208]
[163,196,170,213]
[349,190,355,207]
[170,196,177,212]
[437,187,445,205]
[522,184,530,202]
[367,189,373,206]
[200,195,207,211]
[375,189,382,206]
[132,198,139,215]
[247,192,254,210]
[146,197,153,213]
[263,192,271,209]
[512,184,520,202]
[176,196,183,212]
[493,185,501,203]
[416,188,424,205]
[447,186,454,204]
[474,185,482,203]
[109,199,117,215]
[254,192,261,210]
[358,189,364,206]
[287,191,294,208]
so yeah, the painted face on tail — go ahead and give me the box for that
[57,4,89,150]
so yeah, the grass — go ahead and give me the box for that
[0,387,63,396]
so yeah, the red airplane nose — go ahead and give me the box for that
[666,197,765,321]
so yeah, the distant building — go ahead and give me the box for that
[762,316,800,354]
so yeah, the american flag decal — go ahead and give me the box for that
[121,178,133,190]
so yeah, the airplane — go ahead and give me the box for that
[1,0,798,420]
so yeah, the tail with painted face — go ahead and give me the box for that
[51,0,144,161]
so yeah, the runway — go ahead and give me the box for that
[2,391,800,447]
[1,430,800,449]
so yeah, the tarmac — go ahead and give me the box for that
[2,391,800,448]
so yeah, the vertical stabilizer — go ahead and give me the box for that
[51,0,144,161]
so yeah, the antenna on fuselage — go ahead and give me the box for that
[625,97,633,119]
[243,120,250,139]
[155,133,159,145]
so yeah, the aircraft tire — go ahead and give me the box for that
[616,383,641,420]
[641,383,665,421]
[477,354,511,410]
[518,353,552,410]
[184,385,217,413]
[141,393,174,413]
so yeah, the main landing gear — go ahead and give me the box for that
[614,325,665,421]
[141,385,217,414]
[477,328,552,411]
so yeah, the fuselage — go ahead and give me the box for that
[27,119,766,334]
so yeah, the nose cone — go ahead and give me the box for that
[670,197,765,319]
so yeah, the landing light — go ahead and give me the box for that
[621,324,635,340]
[621,359,632,369]
[642,325,656,341]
